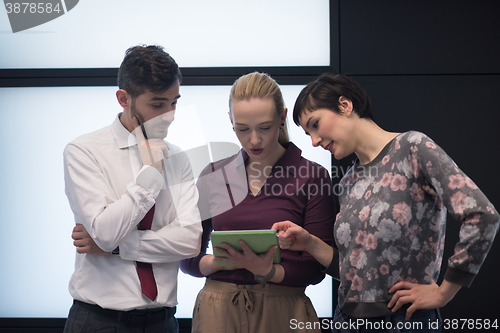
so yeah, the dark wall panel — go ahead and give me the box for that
[330,0,341,73]
[356,74,500,188]
[340,0,500,75]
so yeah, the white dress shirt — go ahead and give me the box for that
[64,114,202,310]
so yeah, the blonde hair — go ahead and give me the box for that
[229,72,289,145]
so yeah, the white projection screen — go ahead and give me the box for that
[0,85,333,318]
[0,0,330,68]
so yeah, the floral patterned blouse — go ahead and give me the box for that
[329,131,499,318]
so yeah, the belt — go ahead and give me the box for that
[74,300,176,328]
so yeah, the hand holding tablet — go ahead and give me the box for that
[211,230,281,267]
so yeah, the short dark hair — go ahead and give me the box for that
[293,73,373,125]
[117,45,182,98]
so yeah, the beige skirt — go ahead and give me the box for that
[191,279,321,333]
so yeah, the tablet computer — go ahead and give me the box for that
[211,230,280,266]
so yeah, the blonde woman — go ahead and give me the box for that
[180,72,335,333]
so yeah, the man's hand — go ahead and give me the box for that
[72,224,110,255]
[388,279,461,320]
[132,116,169,174]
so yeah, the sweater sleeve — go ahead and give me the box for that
[279,165,336,286]
[414,133,499,287]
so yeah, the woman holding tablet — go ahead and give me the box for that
[272,74,499,332]
[180,72,335,333]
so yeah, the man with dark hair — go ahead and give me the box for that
[118,45,182,98]
[63,45,202,333]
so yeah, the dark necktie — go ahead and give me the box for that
[136,204,158,301]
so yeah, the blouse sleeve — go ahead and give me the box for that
[414,133,499,286]
[179,166,213,277]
